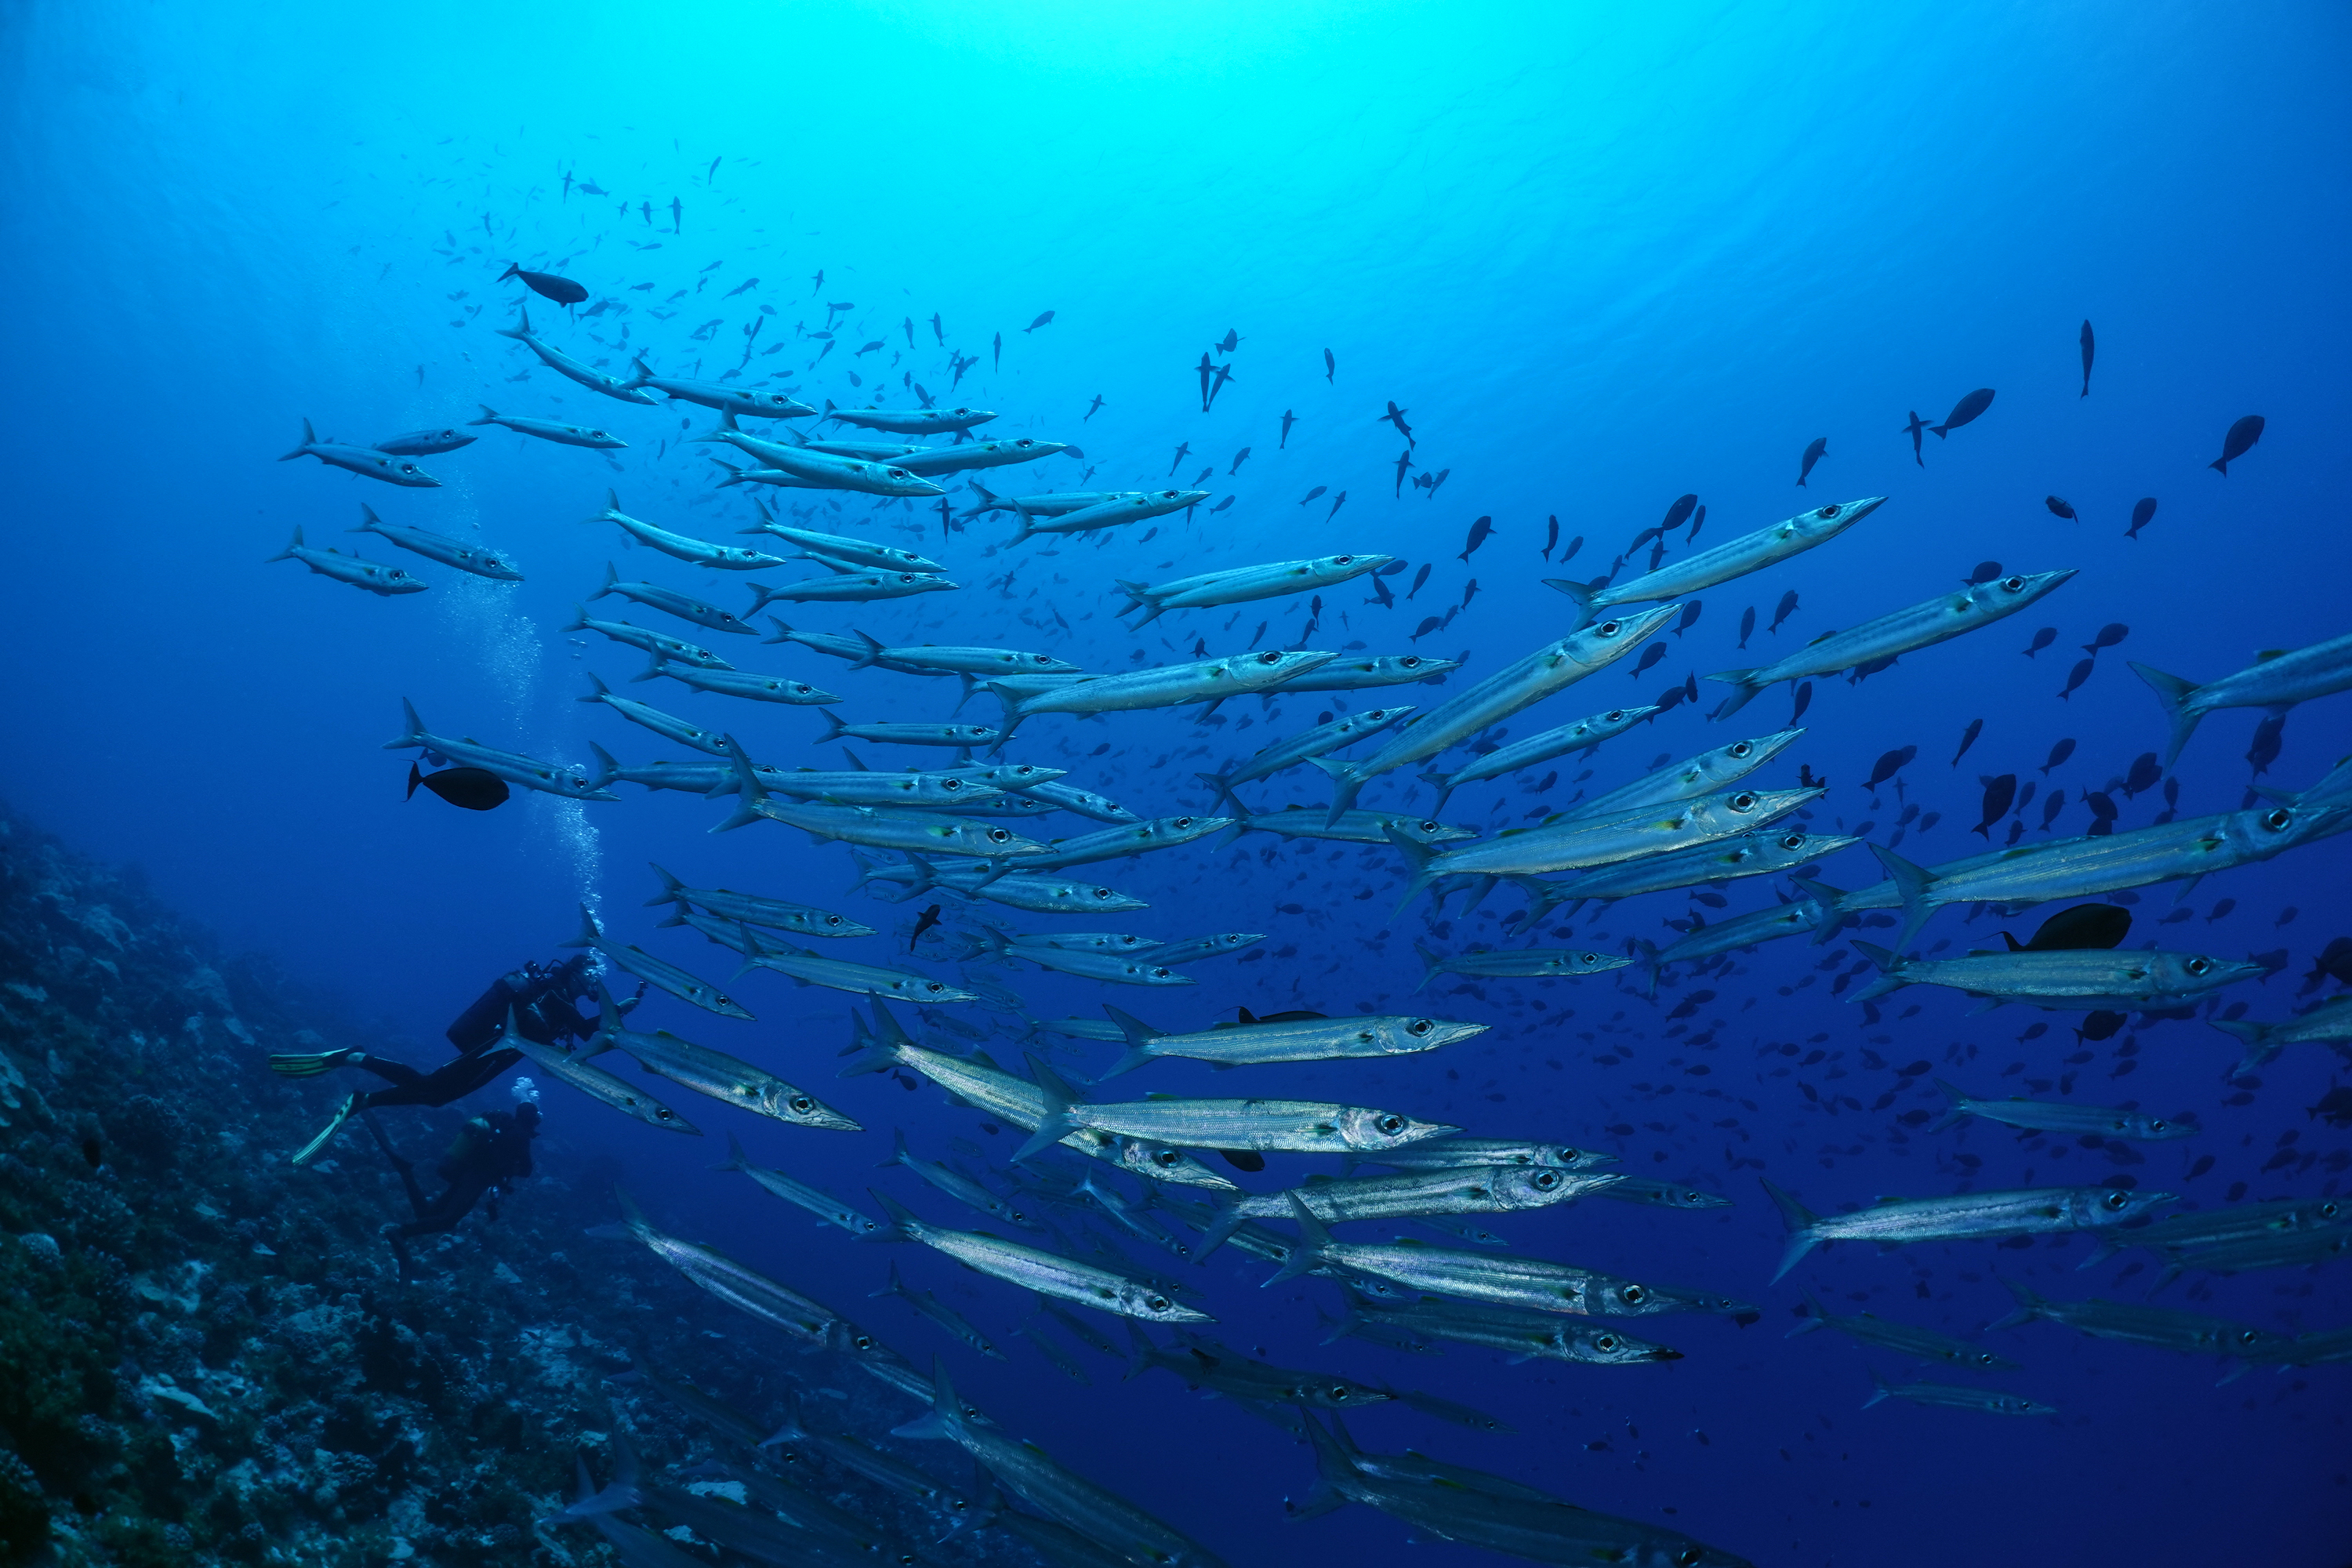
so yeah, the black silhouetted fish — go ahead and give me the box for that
[1671,601,1702,637]
[930,313,945,343]
[1170,442,1192,477]
[1221,1150,1266,1173]
[1457,516,1494,562]
[2077,1011,2126,1042]
[1865,746,1917,793]
[2038,789,2067,829]
[1542,516,1559,560]
[1973,774,2016,837]
[1687,504,1706,543]
[1023,310,1054,333]
[1951,717,1983,765]
[408,763,509,811]
[1559,534,1582,564]
[2126,497,2158,539]
[1902,410,1929,465]
[2081,623,2128,655]
[1789,681,1813,724]
[2039,739,2076,775]
[1323,348,1335,382]
[1327,491,1347,521]
[1425,469,1450,498]
[1298,485,1327,506]
[2002,903,2129,953]
[1737,606,1756,648]
[1629,642,1667,679]
[1768,590,1799,633]
[1230,448,1251,475]
[2045,496,2077,521]
[1461,579,1479,611]
[2245,713,2285,777]
[1933,388,1994,436]
[1380,401,1414,444]
[2057,658,2095,701]
[499,264,587,306]
[2122,752,2164,797]
[1365,572,1395,608]
[81,1137,102,1169]
[1207,363,1235,410]
[1408,615,1444,642]
[1661,494,1697,535]
[2078,320,2095,397]
[2021,626,2056,658]
[1084,394,1105,422]
[2209,415,2264,474]
[992,331,1002,370]
[1215,328,1241,354]
[909,903,943,949]
[1965,561,2004,586]
[2082,791,2118,835]
[1795,437,1827,487]
[1406,564,1432,600]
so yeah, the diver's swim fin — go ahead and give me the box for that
[290,1091,361,1166]
[267,1049,363,1080]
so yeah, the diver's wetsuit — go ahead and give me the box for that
[372,1104,539,1277]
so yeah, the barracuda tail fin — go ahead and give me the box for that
[1098,1004,1165,1079]
[1120,1321,1158,1381]
[626,355,657,390]
[1628,938,1664,1000]
[1704,668,1769,720]
[1929,1079,1973,1134]
[848,630,888,671]
[349,503,384,536]
[278,419,318,460]
[1787,1290,1831,1338]
[963,481,1004,517]
[2209,1017,2282,1077]
[1870,843,1940,953]
[1264,1192,1333,1287]
[266,525,306,562]
[887,1358,959,1442]
[1291,1411,1356,1521]
[578,742,620,793]
[1846,940,1909,1004]
[468,404,500,426]
[710,1130,754,1175]
[1194,771,1241,815]
[561,903,602,951]
[1790,875,1851,946]
[643,862,686,907]
[710,459,754,489]
[1541,576,1600,628]
[1862,1370,1894,1409]
[691,409,742,445]
[383,698,429,751]
[710,735,770,833]
[1380,823,1443,917]
[1307,755,1367,826]
[578,671,613,704]
[2129,662,2206,767]
[1195,1199,1247,1261]
[1987,1276,2047,1331]
[1411,940,1445,993]
[1011,1052,1082,1163]
[1415,769,1459,817]
[495,306,532,341]
[588,561,622,602]
[1761,1178,1823,1282]
[836,1013,899,1078]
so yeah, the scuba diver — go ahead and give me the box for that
[270,955,626,1165]
[363,1101,539,1281]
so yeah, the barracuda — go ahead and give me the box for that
[589,561,755,635]
[827,401,998,434]
[989,649,1335,744]
[891,436,1066,476]
[1007,487,1207,542]
[1992,1280,2297,1364]
[711,1133,884,1236]
[1513,827,1858,927]
[496,306,659,402]
[1932,1081,2196,1140]
[1013,1056,1457,1162]
[739,943,978,1004]
[982,813,1232,877]
[866,851,1154,915]
[1096,1004,1487,1077]
[1229,806,1478,848]
[1788,1290,2022,1370]
[584,989,858,1131]
[1418,703,1657,815]
[1763,1178,2172,1281]
[561,903,754,1019]
[278,420,443,485]
[638,660,840,704]
[714,735,1042,855]
[510,1035,699,1136]
[383,699,617,800]
[737,514,945,573]
[1313,605,1680,822]
[2211,993,2352,1076]
[1200,1166,1617,1257]
[1269,652,1461,693]
[696,412,946,495]
[626,358,816,418]
[979,929,1194,987]
[1627,896,1831,993]
[578,673,728,756]
[1331,1294,1683,1366]
[1348,1139,1619,1174]
[2132,629,2352,765]
[1413,943,1630,989]
[567,607,734,670]
[1708,568,2076,717]
[1849,942,2265,1012]
[1198,705,1414,810]
[350,503,523,579]
[869,1192,1215,1324]
[1557,728,1809,822]
[590,1191,847,1345]
[1547,497,1886,626]
[1118,554,1389,627]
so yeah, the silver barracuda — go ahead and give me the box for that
[732,762,1004,810]
[840,1003,1235,1189]
[592,1192,848,1345]
[1992,1279,2296,1364]
[469,403,626,448]
[1413,942,1629,989]
[892,1363,1229,1568]
[711,1132,883,1236]
[590,750,736,796]
[1096,1004,1486,1077]
[2078,1196,2345,1268]
[1007,488,1207,542]
[562,904,754,1018]
[278,419,443,485]
[891,436,1066,476]
[696,412,946,495]
[1864,1373,2054,1417]
[266,527,426,596]
[804,437,928,461]
[1763,1178,2172,1281]
[747,568,958,605]
[350,503,523,580]
[1268,652,1460,693]
[1625,895,1831,991]
[1117,555,1389,627]
[383,699,617,801]
[1932,1080,2195,1140]
[1012,1056,1456,1162]
[639,660,840,705]
[1331,1294,1682,1366]
[877,1129,1044,1231]
[1707,568,2076,718]
[828,402,997,434]
[1126,1327,1392,1410]
[871,853,1153,916]
[589,562,755,635]
[2133,629,2352,765]
[818,713,1003,752]
[738,517,944,574]
[1849,941,2263,1012]
[585,990,858,1131]
[1350,1138,1618,1174]
[1142,931,1265,966]
[1007,779,1137,824]
[567,607,733,670]
[1557,728,1808,822]
[842,629,1080,684]
[1229,806,1478,848]
[984,814,1232,876]
[989,650,1336,742]
[1547,497,1886,625]
[372,427,474,456]
[1312,606,1680,822]
[511,1035,699,1135]
[1853,801,2352,951]
[2155,1225,2352,1284]
[1418,704,1657,815]
[626,358,816,418]
[1787,1290,2021,1370]
[740,943,978,1004]
[759,1398,977,1518]
[1518,828,1857,927]
[979,930,1194,988]
[1591,1178,1733,1210]
[965,484,1136,517]
[579,673,727,756]
[714,735,1042,856]
[496,306,659,403]
[869,1192,1215,1325]
[1385,786,1823,913]
[1200,1166,1617,1256]
[1198,705,1415,811]
[872,1261,1007,1359]
[2211,993,2352,1076]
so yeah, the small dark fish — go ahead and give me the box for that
[1951,717,1983,766]
[1628,642,1666,679]
[1280,410,1298,448]
[1215,328,1241,354]
[1560,534,1582,564]
[2057,658,2095,701]
[2082,791,2118,835]
[2003,904,2129,953]
[1865,746,1918,792]
[1171,442,1193,477]
[1798,763,1825,790]
[1207,363,1235,410]
[2245,713,2285,778]
[2039,789,2067,829]
[1406,564,1432,600]
[81,1138,102,1169]
[993,331,1002,371]
[1671,601,1702,638]
[1425,468,1450,499]
[2076,1011,2126,1043]
[1221,1149,1266,1173]
[2310,1087,2352,1131]
[1379,401,1414,444]
[2081,623,2129,655]
[1023,311,1055,333]
[1230,447,1252,475]
[1084,394,1105,422]
[2277,906,2298,927]
[1973,774,2017,837]
[2122,753,2164,797]
[1795,437,1827,487]
[2078,320,2095,397]
[1327,491,1348,521]
[1965,561,2004,586]
[1460,579,1479,611]
[1364,572,1396,609]
[1902,410,1929,466]
[1789,681,1813,724]
[2021,626,2056,659]
[2205,898,2237,924]
[1458,516,1494,562]
[1542,516,1559,560]
[2044,496,2077,522]
[670,196,682,233]
[1207,497,1234,514]
[1737,606,1756,648]
[1298,485,1327,506]
[497,263,587,307]
[407,763,508,811]
[1661,494,1697,535]
[1408,615,1445,643]
[1323,348,1335,383]
[1932,387,1994,437]
[2126,498,2158,539]
[1768,590,1800,634]
[909,903,943,950]
[2039,739,2075,775]
[1687,504,1705,543]
[2303,937,2352,993]
[2209,415,2264,475]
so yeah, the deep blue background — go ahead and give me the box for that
[2,3,2348,1563]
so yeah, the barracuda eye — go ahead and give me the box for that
[1400,656,1422,668]
[1154,1148,1181,1167]
[1731,792,1759,811]
[789,1095,814,1113]
[1147,1295,1171,1312]
[1605,710,1624,721]
[1581,953,1599,964]
[1780,833,1805,850]
[2103,1191,2130,1210]
[2321,1202,2343,1221]
[1597,620,1623,636]
[1255,650,1284,665]
[1595,1334,1617,1351]
[1533,1171,1562,1191]
[942,779,961,790]
[1817,505,1841,520]
[1334,555,1354,565]
[1173,817,1196,829]
[2149,1119,2168,1132]
[2003,575,2026,591]
[1418,820,1440,833]
[1376,1114,1405,1134]
[1621,1284,1647,1305]
[854,1334,874,1350]
[1329,1385,1352,1400]
[2264,808,2292,830]
[1730,742,1753,758]
[1678,1550,1705,1568]
[1408,1019,1433,1036]
[1557,1149,1581,1163]
[2186,956,2212,975]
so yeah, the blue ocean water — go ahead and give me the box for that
[4,2,2350,1563]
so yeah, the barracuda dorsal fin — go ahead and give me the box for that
[1806,628,1842,646]
[2256,648,2288,662]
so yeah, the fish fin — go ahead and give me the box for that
[1704,669,1768,720]
[1846,940,1908,1004]
[579,671,612,702]
[1411,939,1443,993]
[1786,1290,1830,1338]
[350,503,383,535]
[1541,577,1599,628]
[848,630,887,670]
[1305,754,1366,826]
[1263,1193,1331,1287]
[265,524,306,563]
[1010,1054,1077,1163]
[1863,1370,1893,1407]
[587,561,621,602]
[468,404,499,425]
[1788,876,1851,946]
[1928,1079,1972,1133]
[278,418,318,459]
[1869,843,1939,953]
[561,903,601,951]
[641,862,685,905]
[710,735,770,833]
[383,697,429,751]
[2129,662,2205,768]
[1760,1178,1821,1282]
[1381,823,1441,918]
[1195,1200,1245,1261]
[1986,1276,2044,1331]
